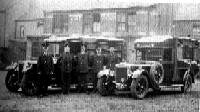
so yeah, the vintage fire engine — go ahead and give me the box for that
[97,35,200,99]
[5,34,125,95]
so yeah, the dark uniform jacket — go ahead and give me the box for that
[37,54,54,75]
[107,53,118,70]
[93,54,104,73]
[78,53,89,73]
[61,53,72,73]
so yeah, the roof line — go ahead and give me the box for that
[44,4,157,14]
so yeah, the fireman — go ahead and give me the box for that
[107,47,118,71]
[93,46,104,92]
[61,42,72,94]
[77,44,89,92]
[37,42,54,96]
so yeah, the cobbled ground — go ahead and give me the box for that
[0,71,200,112]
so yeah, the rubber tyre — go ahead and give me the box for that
[97,77,108,96]
[181,74,192,93]
[5,70,19,92]
[150,63,164,84]
[131,75,149,99]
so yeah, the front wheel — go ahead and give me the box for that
[97,77,108,96]
[181,74,192,93]
[131,75,149,99]
[5,70,19,92]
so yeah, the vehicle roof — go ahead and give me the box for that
[135,35,199,43]
[135,35,173,43]
[44,35,124,43]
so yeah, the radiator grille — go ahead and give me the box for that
[115,67,127,83]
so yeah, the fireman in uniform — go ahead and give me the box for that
[107,47,118,71]
[77,44,89,92]
[93,46,104,92]
[105,47,119,94]
[61,42,72,94]
[37,42,54,96]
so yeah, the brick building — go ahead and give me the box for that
[0,1,179,62]
[42,4,174,63]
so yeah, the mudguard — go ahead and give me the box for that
[131,69,160,90]
[97,69,110,78]
[5,63,18,71]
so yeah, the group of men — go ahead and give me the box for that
[37,41,119,95]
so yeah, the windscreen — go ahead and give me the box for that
[136,48,173,61]
[136,48,163,61]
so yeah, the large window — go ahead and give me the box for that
[44,18,53,34]
[83,13,93,34]
[93,13,101,33]
[53,14,68,34]
[32,42,42,58]
[117,13,127,32]
[128,12,137,33]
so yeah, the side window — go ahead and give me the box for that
[183,45,193,59]
[163,48,172,61]
[177,44,183,60]
[136,49,142,61]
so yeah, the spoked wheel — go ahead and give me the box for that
[181,74,192,93]
[97,77,108,96]
[131,75,149,99]
[5,70,19,92]
[150,64,164,84]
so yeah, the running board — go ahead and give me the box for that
[115,90,131,94]
[159,84,184,88]
[159,84,184,91]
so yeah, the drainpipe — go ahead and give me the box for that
[147,10,150,36]
[14,20,17,39]
[4,10,6,47]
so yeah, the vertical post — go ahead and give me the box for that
[4,10,6,47]
[14,20,17,39]
[147,10,150,36]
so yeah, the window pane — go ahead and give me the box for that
[53,14,68,33]
[117,13,126,22]
[32,42,42,58]
[118,23,126,32]
[93,22,100,32]
[93,13,101,22]
[128,14,136,26]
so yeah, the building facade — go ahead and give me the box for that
[0,10,6,48]
[42,4,174,63]
[5,3,175,62]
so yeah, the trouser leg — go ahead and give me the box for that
[61,71,66,93]
[65,73,71,94]
[93,73,98,92]
[77,73,86,92]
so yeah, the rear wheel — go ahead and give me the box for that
[181,74,192,93]
[131,75,149,99]
[97,77,108,96]
[5,70,19,92]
